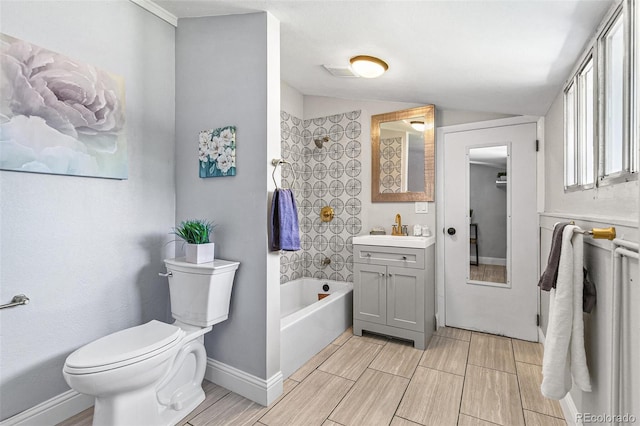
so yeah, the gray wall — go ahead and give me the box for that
[175,12,282,382]
[0,1,176,420]
[469,164,507,260]
[281,81,304,120]
[539,215,638,419]
[541,86,639,416]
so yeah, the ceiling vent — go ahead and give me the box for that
[322,65,359,78]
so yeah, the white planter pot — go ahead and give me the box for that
[185,243,215,264]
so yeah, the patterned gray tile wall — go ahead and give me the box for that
[279,110,362,284]
[380,136,403,193]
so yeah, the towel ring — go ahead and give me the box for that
[271,159,297,190]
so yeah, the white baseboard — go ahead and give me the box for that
[538,327,577,425]
[475,256,507,266]
[0,389,93,426]
[205,358,283,406]
[560,392,578,426]
[1,359,284,425]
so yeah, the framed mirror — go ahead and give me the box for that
[371,105,435,202]
[467,144,510,286]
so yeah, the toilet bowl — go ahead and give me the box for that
[63,258,239,426]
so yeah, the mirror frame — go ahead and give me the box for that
[371,105,435,202]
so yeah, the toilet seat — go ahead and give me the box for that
[64,320,185,375]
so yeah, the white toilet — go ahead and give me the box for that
[63,258,239,426]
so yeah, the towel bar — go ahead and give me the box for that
[0,294,30,310]
[570,222,617,240]
[271,159,297,190]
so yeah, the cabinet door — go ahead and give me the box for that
[387,266,425,332]
[353,263,387,325]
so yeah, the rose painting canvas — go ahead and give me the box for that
[199,126,236,178]
[0,33,127,179]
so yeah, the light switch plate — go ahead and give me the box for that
[415,202,428,214]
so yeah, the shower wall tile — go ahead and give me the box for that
[280,110,362,284]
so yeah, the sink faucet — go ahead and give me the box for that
[392,213,404,236]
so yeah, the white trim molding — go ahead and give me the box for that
[538,326,546,345]
[561,392,579,426]
[0,358,285,424]
[0,390,93,426]
[476,256,507,266]
[205,358,283,406]
[130,0,178,26]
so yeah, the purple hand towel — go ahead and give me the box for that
[270,189,301,251]
[269,190,281,251]
[538,222,571,291]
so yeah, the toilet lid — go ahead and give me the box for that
[65,320,184,370]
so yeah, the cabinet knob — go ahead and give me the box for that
[402,256,407,260]
[388,273,393,277]
[366,253,372,257]
[378,272,384,276]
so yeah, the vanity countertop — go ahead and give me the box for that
[352,234,435,249]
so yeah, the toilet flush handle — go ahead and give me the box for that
[158,271,172,277]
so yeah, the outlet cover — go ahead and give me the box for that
[415,202,428,214]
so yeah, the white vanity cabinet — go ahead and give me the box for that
[352,238,435,350]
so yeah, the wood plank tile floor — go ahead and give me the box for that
[58,327,566,426]
[469,264,506,284]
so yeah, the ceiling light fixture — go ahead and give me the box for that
[410,121,425,132]
[349,55,388,78]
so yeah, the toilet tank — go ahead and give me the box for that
[163,258,240,327]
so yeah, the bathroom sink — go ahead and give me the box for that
[352,234,435,249]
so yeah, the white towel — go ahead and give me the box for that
[541,225,592,400]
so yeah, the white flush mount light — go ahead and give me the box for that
[410,121,425,132]
[349,55,388,78]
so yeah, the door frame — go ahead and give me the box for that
[435,115,544,330]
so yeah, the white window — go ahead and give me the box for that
[602,14,625,177]
[564,2,636,191]
[579,58,595,186]
[564,57,594,189]
[565,83,577,187]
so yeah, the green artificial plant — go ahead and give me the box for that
[172,220,215,244]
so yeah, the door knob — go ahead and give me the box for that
[447,227,456,235]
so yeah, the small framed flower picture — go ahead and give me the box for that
[199,125,236,178]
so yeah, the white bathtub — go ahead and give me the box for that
[280,278,353,379]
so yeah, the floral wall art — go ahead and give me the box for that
[199,125,236,178]
[0,33,127,179]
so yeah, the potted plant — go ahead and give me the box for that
[172,219,215,264]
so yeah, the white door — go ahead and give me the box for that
[444,122,538,341]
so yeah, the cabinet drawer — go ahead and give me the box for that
[353,245,425,269]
